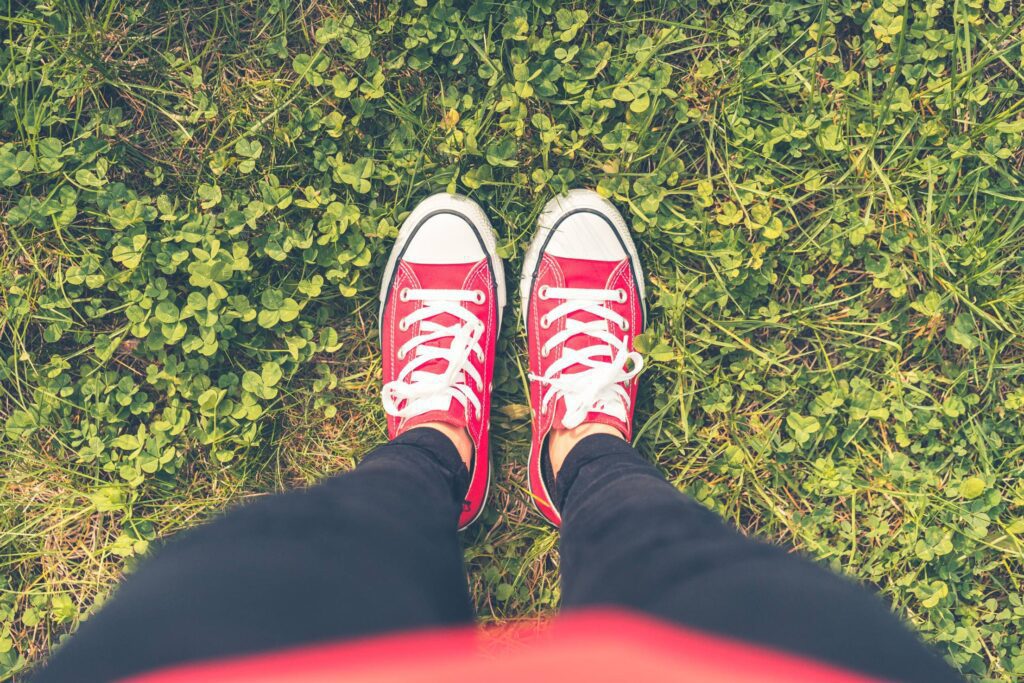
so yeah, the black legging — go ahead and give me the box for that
[34,428,962,683]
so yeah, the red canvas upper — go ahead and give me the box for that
[381,258,498,529]
[526,253,645,525]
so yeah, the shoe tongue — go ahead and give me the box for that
[398,261,477,379]
[544,255,633,436]
[545,254,625,374]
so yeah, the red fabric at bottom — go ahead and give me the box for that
[123,609,886,683]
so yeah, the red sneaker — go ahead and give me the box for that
[379,193,505,530]
[520,190,646,526]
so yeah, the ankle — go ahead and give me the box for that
[548,422,624,477]
[403,421,473,470]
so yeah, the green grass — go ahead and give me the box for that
[2,0,1024,680]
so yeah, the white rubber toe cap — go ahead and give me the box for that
[541,211,628,261]
[403,213,485,264]
[537,189,632,260]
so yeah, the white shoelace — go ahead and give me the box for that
[530,286,643,429]
[383,288,486,420]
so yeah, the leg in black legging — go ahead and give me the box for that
[556,433,963,683]
[34,428,473,683]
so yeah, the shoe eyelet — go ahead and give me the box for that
[538,285,550,300]
[398,319,410,332]
[620,320,630,331]
[397,348,407,360]
[615,288,627,303]
[472,290,485,305]
[540,315,551,329]
[399,288,411,302]
[541,344,550,357]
